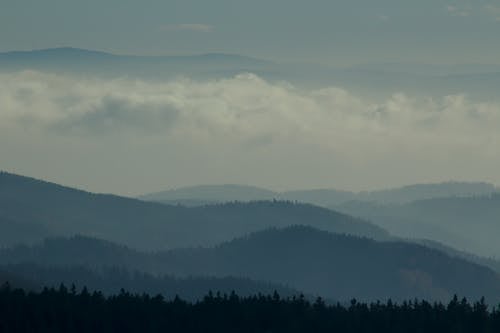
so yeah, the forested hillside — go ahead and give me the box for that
[155,226,500,302]
[2,228,499,303]
[0,172,388,250]
[1,285,498,333]
[0,264,299,302]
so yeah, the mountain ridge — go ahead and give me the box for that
[140,181,497,206]
[0,172,388,250]
[2,228,499,303]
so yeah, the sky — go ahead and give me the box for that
[1,0,500,65]
[1,1,500,195]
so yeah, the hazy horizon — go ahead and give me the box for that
[3,1,500,66]
[1,167,498,198]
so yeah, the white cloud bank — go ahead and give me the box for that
[1,71,499,195]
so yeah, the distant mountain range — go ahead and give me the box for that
[141,181,497,206]
[1,229,499,303]
[3,170,496,257]
[0,172,388,251]
[140,182,500,258]
[0,47,270,66]
[2,171,500,302]
[0,47,274,79]
[2,48,500,99]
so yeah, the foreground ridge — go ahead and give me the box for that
[1,284,499,333]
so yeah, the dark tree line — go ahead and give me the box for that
[0,263,300,302]
[1,283,499,333]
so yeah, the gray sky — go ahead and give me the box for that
[1,1,500,195]
[1,0,500,65]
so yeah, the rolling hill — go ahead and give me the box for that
[156,226,500,302]
[334,194,500,257]
[2,229,499,303]
[0,172,388,250]
[142,181,496,206]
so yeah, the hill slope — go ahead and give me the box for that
[0,172,388,250]
[3,230,498,303]
[156,226,500,302]
[335,194,500,257]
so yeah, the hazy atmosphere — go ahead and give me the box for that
[2,1,500,331]
[2,0,500,64]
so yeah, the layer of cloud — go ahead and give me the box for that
[2,70,499,143]
[447,5,469,17]
[1,70,500,194]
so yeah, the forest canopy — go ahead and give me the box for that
[1,284,499,333]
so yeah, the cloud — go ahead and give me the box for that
[484,5,500,21]
[160,23,213,33]
[2,71,500,145]
[447,5,469,17]
[55,94,180,134]
[1,70,500,194]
